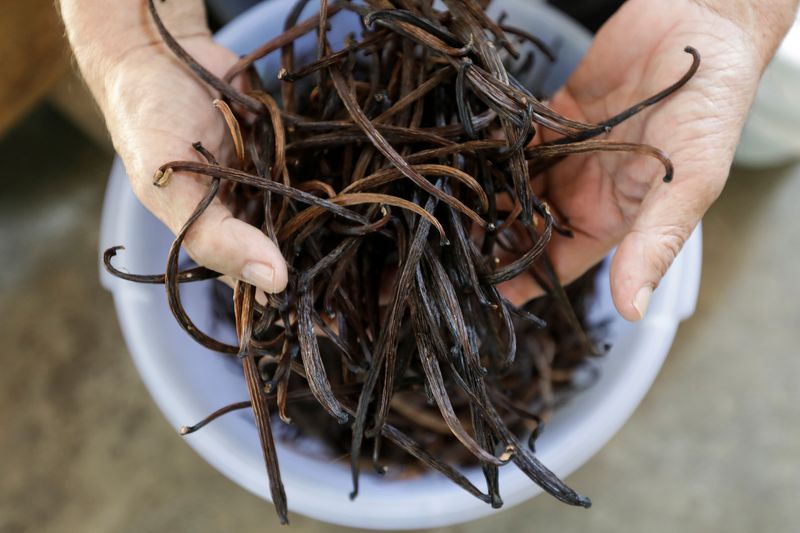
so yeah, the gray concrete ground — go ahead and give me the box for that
[0,105,798,533]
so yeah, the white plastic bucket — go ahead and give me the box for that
[99,1,703,529]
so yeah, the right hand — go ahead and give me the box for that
[61,0,288,294]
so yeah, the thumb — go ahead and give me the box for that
[181,200,289,294]
[609,177,719,321]
[130,160,289,294]
[610,223,693,321]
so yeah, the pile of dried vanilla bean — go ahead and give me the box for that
[105,0,700,524]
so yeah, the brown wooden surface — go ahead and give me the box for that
[0,0,70,134]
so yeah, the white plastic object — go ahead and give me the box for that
[99,0,703,529]
[735,12,800,167]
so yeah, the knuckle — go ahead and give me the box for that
[182,213,232,272]
[629,223,691,281]
[181,225,212,265]
[650,224,690,276]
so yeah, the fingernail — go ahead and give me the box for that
[632,286,653,321]
[241,262,275,292]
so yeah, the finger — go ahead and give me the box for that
[497,230,613,306]
[508,154,625,305]
[131,159,288,294]
[609,175,722,321]
[549,230,615,284]
[180,191,289,294]
[497,168,615,306]
[495,273,540,307]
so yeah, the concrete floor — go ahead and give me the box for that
[0,105,798,533]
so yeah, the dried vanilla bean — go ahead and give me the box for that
[105,0,701,523]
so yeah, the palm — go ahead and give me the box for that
[107,37,240,231]
[106,33,287,292]
[504,0,761,319]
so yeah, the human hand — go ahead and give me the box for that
[60,0,288,294]
[502,0,798,320]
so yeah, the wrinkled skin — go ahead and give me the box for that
[500,0,793,319]
[62,0,796,319]
[106,35,290,294]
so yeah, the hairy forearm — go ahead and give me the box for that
[692,0,799,60]
[59,0,209,105]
